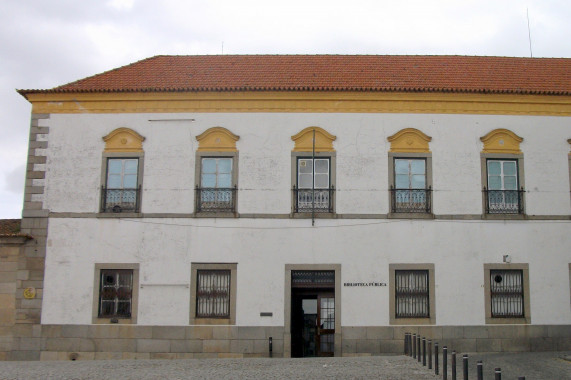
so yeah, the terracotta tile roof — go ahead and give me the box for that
[19,55,571,96]
[0,219,29,238]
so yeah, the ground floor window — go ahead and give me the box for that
[484,263,530,324]
[92,263,139,324]
[190,263,237,324]
[389,264,435,325]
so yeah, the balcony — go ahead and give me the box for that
[195,186,237,213]
[390,187,432,213]
[101,186,141,213]
[293,186,334,213]
[484,188,524,214]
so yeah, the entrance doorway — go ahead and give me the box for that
[291,271,335,357]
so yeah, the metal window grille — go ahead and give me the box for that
[390,187,432,213]
[395,270,429,318]
[293,187,335,213]
[490,270,524,318]
[101,186,141,213]
[291,271,335,288]
[98,269,133,318]
[195,186,237,212]
[484,188,524,214]
[196,270,231,318]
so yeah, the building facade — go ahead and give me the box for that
[9,55,571,360]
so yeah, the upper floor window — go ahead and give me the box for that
[294,157,333,213]
[100,128,145,213]
[195,127,239,214]
[291,127,337,214]
[485,159,523,214]
[480,129,525,215]
[387,128,432,215]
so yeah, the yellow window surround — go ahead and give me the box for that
[103,127,145,153]
[196,127,240,152]
[480,129,524,154]
[387,128,432,153]
[291,127,336,152]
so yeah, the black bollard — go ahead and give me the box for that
[517,377,525,380]
[422,338,426,366]
[428,340,432,369]
[462,354,468,380]
[404,333,409,355]
[412,333,416,358]
[451,351,456,380]
[269,337,273,358]
[443,346,448,380]
[477,360,483,380]
[417,335,421,363]
[434,342,439,375]
[494,368,501,380]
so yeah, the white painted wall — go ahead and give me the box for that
[41,217,571,326]
[43,113,571,216]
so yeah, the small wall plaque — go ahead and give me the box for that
[23,287,36,299]
[260,312,273,317]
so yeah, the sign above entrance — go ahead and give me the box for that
[344,282,387,287]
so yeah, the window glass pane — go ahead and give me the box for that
[218,173,232,188]
[504,176,517,190]
[123,174,137,188]
[108,159,123,174]
[201,173,216,188]
[395,174,409,189]
[503,161,516,176]
[488,161,501,175]
[410,159,425,175]
[124,159,138,174]
[488,176,501,190]
[314,174,329,188]
[202,158,217,174]
[314,159,329,174]
[218,158,233,174]
[411,175,426,189]
[107,174,122,188]
[299,173,313,188]
[395,159,409,174]
[298,159,313,174]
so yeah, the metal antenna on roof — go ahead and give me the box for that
[221,41,224,55]
[526,8,533,58]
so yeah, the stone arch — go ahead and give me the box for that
[196,127,240,152]
[291,127,336,152]
[102,128,145,153]
[387,128,432,153]
[480,129,523,154]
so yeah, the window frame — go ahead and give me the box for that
[100,152,144,214]
[189,263,237,325]
[92,263,139,324]
[194,151,239,216]
[389,263,435,325]
[480,153,525,217]
[388,152,433,217]
[483,263,530,324]
[291,151,336,215]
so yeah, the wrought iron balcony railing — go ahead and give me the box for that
[293,186,334,213]
[484,188,524,214]
[195,186,237,213]
[390,186,432,213]
[101,186,141,213]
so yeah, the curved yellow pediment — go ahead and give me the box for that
[480,129,523,154]
[196,127,240,152]
[291,127,336,152]
[387,128,432,153]
[103,128,145,152]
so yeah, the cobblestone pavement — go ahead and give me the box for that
[0,352,569,380]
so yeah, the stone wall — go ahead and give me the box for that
[21,324,571,361]
[0,236,26,360]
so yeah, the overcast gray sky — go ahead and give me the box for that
[1,0,570,219]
